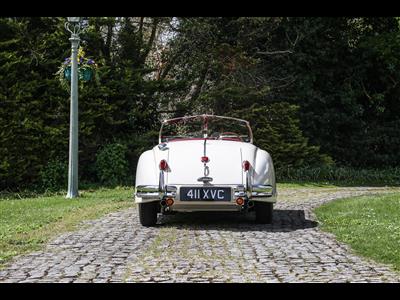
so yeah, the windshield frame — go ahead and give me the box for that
[159,114,253,144]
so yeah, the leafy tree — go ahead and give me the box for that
[279,17,400,167]
[230,103,333,169]
[2,17,400,191]
[164,17,400,168]
[0,17,70,189]
[0,17,173,189]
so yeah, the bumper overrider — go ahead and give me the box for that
[135,169,276,204]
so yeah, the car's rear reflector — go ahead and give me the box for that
[243,160,250,171]
[159,159,168,170]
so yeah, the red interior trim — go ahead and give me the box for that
[168,138,207,142]
[167,138,242,142]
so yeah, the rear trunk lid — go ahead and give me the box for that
[156,140,246,185]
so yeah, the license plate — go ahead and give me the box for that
[180,187,231,201]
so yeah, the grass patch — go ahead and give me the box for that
[277,182,338,189]
[315,192,400,271]
[0,187,134,268]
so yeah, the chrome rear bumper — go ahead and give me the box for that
[234,184,273,197]
[136,185,177,199]
[136,167,275,203]
[136,184,274,201]
[136,185,159,199]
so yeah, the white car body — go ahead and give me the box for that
[134,115,277,224]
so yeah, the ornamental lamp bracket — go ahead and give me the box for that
[65,17,88,36]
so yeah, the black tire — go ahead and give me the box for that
[138,201,158,226]
[255,202,273,224]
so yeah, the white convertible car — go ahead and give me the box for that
[135,114,277,226]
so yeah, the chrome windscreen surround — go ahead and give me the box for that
[251,184,274,197]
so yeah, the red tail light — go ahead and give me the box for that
[159,159,168,170]
[243,160,250,171]
[201,156,209,163]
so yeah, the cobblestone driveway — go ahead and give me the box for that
[1,187,399,283]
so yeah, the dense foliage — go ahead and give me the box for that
[95,142,130,186]
[1,17,399,190]
[39,159,68,191]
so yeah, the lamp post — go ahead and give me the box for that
[65,17,83,198]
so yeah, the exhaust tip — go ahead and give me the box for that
[248,201,254,208]
[160,199,167,207]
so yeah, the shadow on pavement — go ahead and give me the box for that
[157,209,318,232]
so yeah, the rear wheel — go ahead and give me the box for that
[138,201,159,226]
[255,202,273,224]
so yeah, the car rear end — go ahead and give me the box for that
[134,115,277,226]
[136,139,276,214]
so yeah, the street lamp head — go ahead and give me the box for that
[67,17,82,24]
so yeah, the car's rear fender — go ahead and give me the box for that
[135,150,162,203]
[251,149,277,203]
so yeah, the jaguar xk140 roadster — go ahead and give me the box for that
[135,114,277,226]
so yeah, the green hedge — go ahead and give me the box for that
[95,143,130,186]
